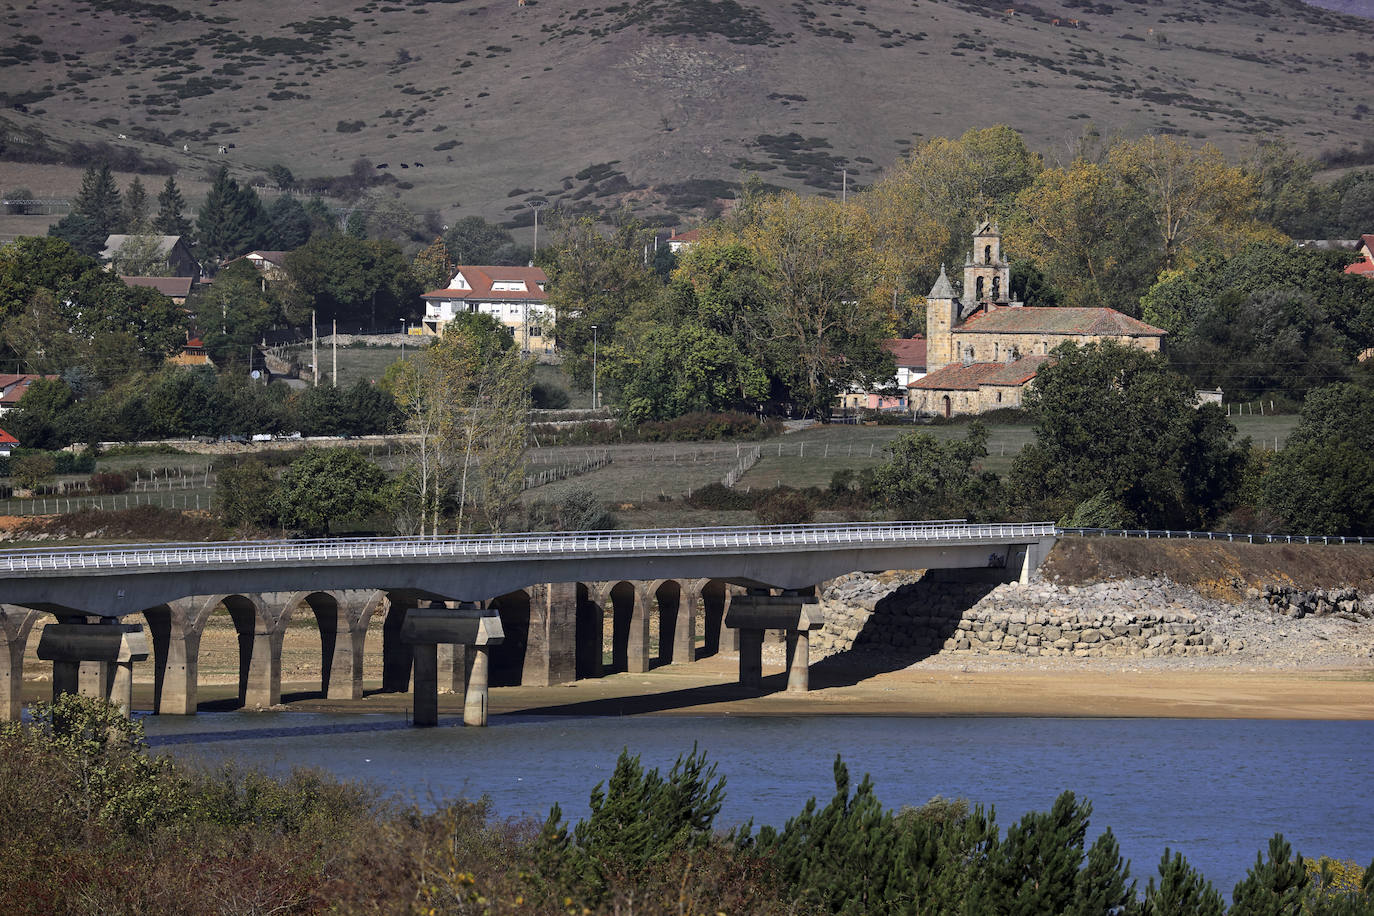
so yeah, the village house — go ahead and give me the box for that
[222,249,291,282]
[420,265,553,353]
[0,374,59,415]
[0,429,17,457]
[120,275,195,306]
[835,336,927,413]
[908,221,1166,417]
[1344,234,1374,277]
[101,235,200,279]
[665,228,701,254]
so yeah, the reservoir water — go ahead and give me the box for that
[145,712,1374,897]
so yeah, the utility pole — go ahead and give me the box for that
[332,318,338,387]
[311,310,319,387]
[842,168,848,203]
[591,324,599,410]
[525,198,547,263]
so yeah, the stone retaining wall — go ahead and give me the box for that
[814,574,1224,660]
[1249,584,1374,620]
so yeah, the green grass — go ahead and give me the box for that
[284,343,411,388]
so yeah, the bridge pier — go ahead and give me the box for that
[36,621,149,715]
[401,604,504,727]
[0,606,38,721]
[725,588,824,694]
[522,583,577,687]
[627,585,651,674]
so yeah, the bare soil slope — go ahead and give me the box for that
[1043,536,1374,598]
[2,0,1372,231]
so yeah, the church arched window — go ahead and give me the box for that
[984,244,992,264]
[992,277,1001,301]
[976,276,985,300]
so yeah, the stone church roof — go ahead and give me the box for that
[908,355,1053,391]
[927,265,955,300]
[954,306,1165,337]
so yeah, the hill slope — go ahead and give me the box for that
[2,0,1372,232]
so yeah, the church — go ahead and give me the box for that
[907,221,1166,417]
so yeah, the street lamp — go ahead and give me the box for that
[591,324,598,411]
[400,319,406,358]
[525,199,547,262]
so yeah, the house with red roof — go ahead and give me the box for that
[0,374,60,416]
[421,265,553,353]
[666,228,701,254]
[120,275,195,305]
[0,428,16,457]
[1344,234,1374,277]
[836,336,927,412]
[909,221,1166,417]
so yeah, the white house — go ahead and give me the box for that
[420,265,553,353]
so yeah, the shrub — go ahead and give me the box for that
[531,381,570,409]
[754,487,814,525]
[686,482,755,511]
[87,471,129,494]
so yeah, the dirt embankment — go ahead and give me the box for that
[1042,537,1374,599]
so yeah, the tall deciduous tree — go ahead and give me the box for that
[272,447,388,536]
[283,234,420,328]
[411,236,454,292]
[391,313,529,535]
[1011,341,1245,529]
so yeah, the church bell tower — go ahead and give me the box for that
[962,219,1010,306]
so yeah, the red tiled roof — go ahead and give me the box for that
[882,336,927,369]
[908,355,1053,391]
[671,228,701,243]
[1361,234,1374,251]
[120,276,195,298]
[954,306,1165,337]
[185,337,205,349]
[423,265,550,302]
[0,429,17,445]
[1347,260,1374,276]
[0,374,59,406]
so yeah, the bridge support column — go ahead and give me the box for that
[402,605,504,728]
[145,600,207,716]
[0,607,38,722]
[738,628,764,689]
[78,661,111,701]
[464,645,490,727]
[785,629,810,694]
[322,594,378,702]
[244,629,283,709]
[36,622,149,715]
[670,587,697,665]
[627,586,651,674]
[437,643,465,694]
[523,583,577,687]
[726,589,824,694]
[412,642,439,727]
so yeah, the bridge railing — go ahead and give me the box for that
[0,520,1057,573]
[1057,527,1374,546]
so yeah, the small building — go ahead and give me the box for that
[421,265,553,353]
[120,275,195,305]
[222,250,291,281]
[101,235,201,279]
[0,374,59,415]
[1344,234,1374,277]
[834,336,926,413]
[909,220,1165,418]
[0,429,16,457]
[666,228,701,254]
[167,336,213,368]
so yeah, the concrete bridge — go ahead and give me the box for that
[0,521,1056,726]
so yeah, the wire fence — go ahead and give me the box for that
[522,456,612,490]
[0,492,213,516]
[1059,528,1374,546]
[721,447,761,488]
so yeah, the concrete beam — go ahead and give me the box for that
[36,623,148,714]
[724,594,825,631]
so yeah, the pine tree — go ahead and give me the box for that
[759,755,898,915]
[154,176,192,239]
[266,195,312,249]
[1144,849,1226,916]
[122,176,149,232]
[346,208,368,239]
[49,162,122,255]
[982,790,1094,916]
[1069,828,1138,916]
[197,166,268,263]
[1231,835,1309,916]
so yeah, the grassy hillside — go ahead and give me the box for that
[2,0,1372,240]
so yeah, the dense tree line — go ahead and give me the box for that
[7,697,1371,914]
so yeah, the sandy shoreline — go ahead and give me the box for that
[30,654,1367,722]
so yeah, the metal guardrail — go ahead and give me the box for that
[0,520,1056,573]
[1058,528,1374,546]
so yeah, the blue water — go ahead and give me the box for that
[144,713,1374,896]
